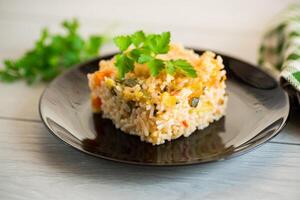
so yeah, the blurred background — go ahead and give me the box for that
[0,0,296,65]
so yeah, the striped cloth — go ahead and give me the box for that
[259,4,300,92]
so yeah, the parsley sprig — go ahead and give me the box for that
[113,31,197,79]
[0,19,107,84]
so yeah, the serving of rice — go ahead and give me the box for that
[88,43,227,145]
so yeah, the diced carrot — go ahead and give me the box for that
[92,96,102,111]
[171,90,179,96]
[93,69,114,87]
[182,120,189,128]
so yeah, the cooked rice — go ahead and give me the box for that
[88,43,227,145]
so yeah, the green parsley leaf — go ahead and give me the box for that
[172,59,197,77]
[62,19,79,35]
[131,31,146,47]
[143,34,157,53]
[115,54,134,79]
[147,59,164,76]
[112,31,197,78]
[156,32,170,54]
[138,54,153,64]
[129,48,142,61]
[113,36,131,51]
[144,32,170,54]
[165,61,176,75]
[129,48,152,63]
[0,18,107,84]
[84,35,104,58]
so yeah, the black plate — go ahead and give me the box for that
[39,50,290,166]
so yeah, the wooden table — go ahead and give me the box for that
[1,0,300,199]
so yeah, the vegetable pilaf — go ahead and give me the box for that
[88,31,227,145]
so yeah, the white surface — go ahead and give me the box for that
[0,0,299,199]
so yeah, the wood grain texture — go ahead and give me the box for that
[0,119,300,200]
[271,110,300,145]
[0,82,44,121]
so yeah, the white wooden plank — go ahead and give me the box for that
[0,119,299,200]
[271,110,300,145]
[0,17,260,63]
[0,0,295,33]
[0,82,45,120]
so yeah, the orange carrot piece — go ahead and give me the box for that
[92,96,102,110]
[182,120,189,128]
[93,69,114,86]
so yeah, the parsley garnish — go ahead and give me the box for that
[113,31,197,79]
[0,19,107,84]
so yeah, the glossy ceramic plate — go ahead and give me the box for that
[39,49,290,166]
